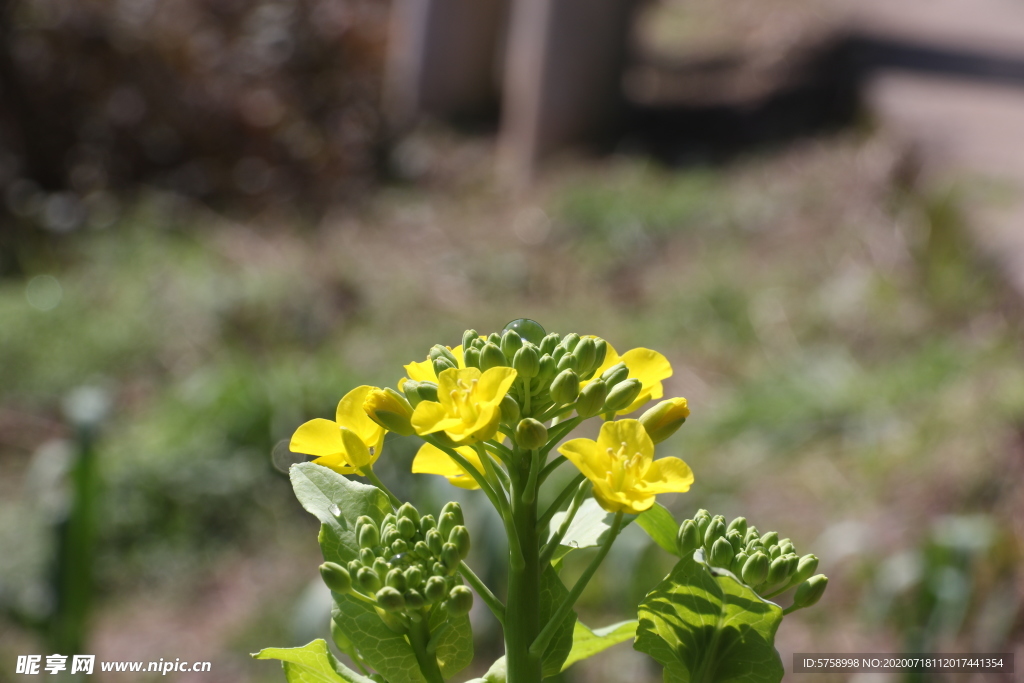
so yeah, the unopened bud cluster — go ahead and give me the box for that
[319,502,473,621]
[677,509,827,606]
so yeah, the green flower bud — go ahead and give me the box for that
[441,501,464,525]
[404,566,423,590]
[501,329,524,359]
[742,552,770,586]
[793,575,828,609]
[424,575,447,603]
[537,354,557,384]
[744,538,763,555]
[791,554,819,585]
[572,337,597,374]
[731,551,749,575]
[500,394,521,424]
[347,560,362,576]
[397,517,417,540]
[743,526,760,544]
[604,378,642,413]
[539,333,560,355]
[404,589,426,610]
[441,543,461,572]
[709,537,735,568]
[556,352,580,373]
[331,619,352,652]
[398,502,421,526]
[766,556,793,585]
[703,518,726,549]
[414,541,432,560]
[760,531,779,548]
[426,529,443,556]
[591,339,608,372]
[480,342,507,371]
[487,332,502,345]
[503,318,546,345]
[574,379,608,418]
[320,562,352,593]
[403,381,436,407]
[695,512,711,539]
[560,333,581,352]
[359,548,376,566]
[462,329,479,350]
[433,356,456,376]
[639,398,690,443]
[769,545,781,560]
[376,586,406,613]
[357,567,381,593]
[391,539,408,556]
[516,418,548,450]
[431,562,446,577]
[552,345,567,362]
[449,525,471,560]
[464,347,481,369]
[779,539,795,556]
[373,558,389,577]
[430,344,459,366]
[359,524,380,549]
[725,530,744,551]
[419,514,436,533]
[386,568,407,592]
[513,345,540,378]
[726,517,748,537]
[600,362,629,387]
[677,519,701,557]
[364,387,416,436]
[437,513,457,541]
[550,369,580,404]
[381,526,400,547]
[447,585,474,616]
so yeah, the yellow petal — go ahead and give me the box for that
[592,486,655,514]
[339,426,375,469]
[638,457,694,494]
[436,367,483,411]
[412,443,482,490]
[411,400,463,435]
[586,340,622,381]
[618,348,673,414]
[475,366,518,404]
[404,358,438,383]
[448,405,500,444]
[558,437,607,484]
[311,454,359,475]
[335,386,385,447]
[290,418,344,456]
[596,419,655,465]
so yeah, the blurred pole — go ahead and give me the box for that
[385,0,508,129]
[499,0,637,186]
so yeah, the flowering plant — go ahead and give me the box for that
[254,320,828,682]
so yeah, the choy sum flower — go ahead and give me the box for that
[558,419,693,513]
[411,443,486,489]
[290,385,386,474]
[585,342,672,415]
[411,367,517,443]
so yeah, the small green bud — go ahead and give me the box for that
[600,362,629,387]
[513,345,540,378]
[373,558,389,577]
[403,381,436,407]
[503,318,546,345]
[397,517,417,540]
[433,356,456,376]
[404,589,426,610]
[320,562,352,593]
[500,394,521,424]
[438,512,458,543]
[725,530,744,551]
[441,501,464,525]
[572,337,597,373]
[766,556,792,585]
[382,513,396,527]
[742,552,770,586]
[391,539,408,556]
[793,575,828,609]
[447,586,474,616]
[556,352,579,373]
[731,551,749,575]
[356,515,376,529]
[347,560,362,576]
[419,514,436,534]
[560,333,581,352]
[414,541,432,560]
[357,567,381,593]
[516,418,548,450]
[727,517,748,537]
[331,619,352,651]
[539,334,559,357]
[431,562,446,577]
[462,329,479,350]
[552,345,567,362]
[381,526,400,547]
[359,548,375,566]
[709,537,735,568]
[638,398,690,443]
[386,568,407,592]
[791,554,819,585]
[537,354,557,384]
[550,369,580,404]
[760,531,779,548]
[575,379,608,418]
[744,538,763,555]
[464,347,481,369]
[487,332,502,345]
[779,539,795,556]
[743,526,760,544]
[704,518,726,549]
[591,339,608,372]
[404,566,423,589]
[430,344,458,366]
[398,502,420,525]
[359,524,380,549]
[677,519,701,557]
[604,378,642,413]
[426,529,443,556]
[376,586,406,613]
[501,329,524,359]
[695,514,711,539]
[424,575,447,603]
[441,543,461,572]
[480,343,507,370]
[769,545,781,560]
[449,525,471,560]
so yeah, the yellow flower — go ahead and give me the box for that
[584,341,672,415]
[290,385,386,474]
[558,419,693,514]
[411,443,486,489]
[363,387,416,436]
[411,367,518,443]
[401,345,467,386]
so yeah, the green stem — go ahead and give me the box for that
[407,612,445,683]
[483,440,515,468]
[424,437,501,509]
[521,377,531,414]
[475,444,525,571]
[459,561,505,626]
[361,467,401,508]
[522,449,541,504]
[504,456,543,683]
[539,479,590,565]
[537,473,587,532]
[530,511,625,659]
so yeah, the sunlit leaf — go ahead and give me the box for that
[637,503,680,556]
[561,620,638,671]
[252,639,376,683]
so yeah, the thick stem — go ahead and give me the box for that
[407,613,445,683]
[504,458,543,683]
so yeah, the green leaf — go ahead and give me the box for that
[635,559,784,683]
[428,598,474,677]
[549,498,615,549]
[331,594,426,683]
[539,566,578,676]
[637,504,680,556]
[464,657,507,683]
[561,620,638,671]
[252,639,376,683]
[290,462,393,565]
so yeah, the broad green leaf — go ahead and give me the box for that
[561,620,638,671]
[252,639,376,683]
[290,462,392,565]
[428,596,474,677]
[637,504,680,556]
[539,566,578,676]
[464,657,507,683]
[548,499,616,550]
[635,559,784,683]
[331,594,426,683]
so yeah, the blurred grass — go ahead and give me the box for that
[1,132,1023,681]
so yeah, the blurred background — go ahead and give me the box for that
[1,0,1023,680]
